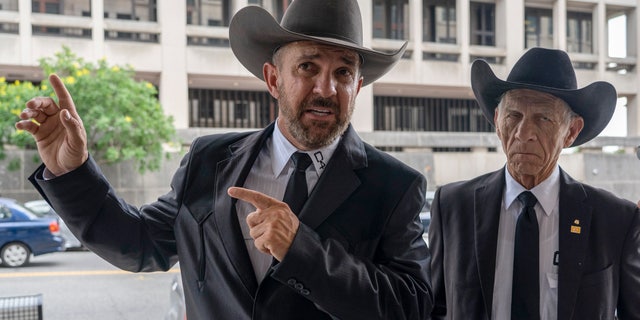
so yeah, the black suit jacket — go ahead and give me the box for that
[429,167,640,320]
[30,123,433,320]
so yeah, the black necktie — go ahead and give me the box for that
[511,191,540,320]
[282,152,312,215]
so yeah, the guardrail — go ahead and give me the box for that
[0,294,43,320]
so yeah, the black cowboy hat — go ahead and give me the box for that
[471,47,617,146]
[228,0,407,87]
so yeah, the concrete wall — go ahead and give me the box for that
[0,149,183,206]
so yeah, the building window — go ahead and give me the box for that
[374,96,494,133]
[32,0,90,16]
[0,0,19,11]
[0,23,18,33]
[567,11,592,54]
[248,0,291,22]
[104,0,157,21]
[470,2,495,46]
[102,0,158,42]
[187,0,231,27]
[189,89,277,128]
[33,25,91,38]
[423,0,456,43]
[104,31,158,42]
[0,0,18,34]
[187,37,229,47]
[525,7,553,49]
[606,8,635,74]
[373,0,410,40]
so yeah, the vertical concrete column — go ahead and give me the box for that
[412,0,422,67]
[458,0,470,68]
[91,0,105,59]
[628,5,638,58]
[352,0,375,132]
[633,3,640,137]
[18,0,32,65]
[554,0,567,51]
[627,95,639,136]
[596,1,606,75]
[232,0,248,16]
[504,0,525,66]
[159,1,189,129]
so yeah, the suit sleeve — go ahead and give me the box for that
[618,206,640,319]
[28,154,188,272]
[428,187,446,320]
[270,174,433,320]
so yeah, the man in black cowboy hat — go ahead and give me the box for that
[16,0,433,319]
[429,47,640,320]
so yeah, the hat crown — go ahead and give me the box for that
[280,0,363,46]
[506,47,577,90]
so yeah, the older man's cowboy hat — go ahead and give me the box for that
[471,47,617,146]
[229,0,407,87]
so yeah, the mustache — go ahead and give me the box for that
[303,97,338,110]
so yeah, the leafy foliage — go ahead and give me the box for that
[0,78,45,160]
[1,46,177,173]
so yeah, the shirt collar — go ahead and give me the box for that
[271,119,340,178]
[504,165,560,217]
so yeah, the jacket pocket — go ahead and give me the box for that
[572,265,615,320]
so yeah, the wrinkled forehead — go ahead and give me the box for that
[277,41,361,65]
[503,89,563,105]
[500,89,572,115]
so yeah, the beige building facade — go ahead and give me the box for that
[1,0,639,201]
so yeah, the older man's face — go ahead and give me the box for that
[494,89,584,188]
[263,41,363,150]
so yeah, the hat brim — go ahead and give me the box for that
[229,6,407,87]
[471,59,617,147]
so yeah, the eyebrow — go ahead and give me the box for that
[298,51,359,67]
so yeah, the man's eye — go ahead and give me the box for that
[298,63,311,70]
[337,68,353,77]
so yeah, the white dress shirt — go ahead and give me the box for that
[235,122,340,283]
[492,166,560,320]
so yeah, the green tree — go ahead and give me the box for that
[2,46,177,173]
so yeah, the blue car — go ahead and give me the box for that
[0,197,65,267]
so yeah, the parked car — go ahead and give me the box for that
[419,191,435,236]
[24,200,84,250]
[0,197,65,267]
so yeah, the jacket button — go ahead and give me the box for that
[300,289,310,296]
[294,283,303,290]
[287,279,296,286]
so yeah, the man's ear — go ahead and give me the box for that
[564,116,585,147]
[263,62,279,99]
[493,109,501,135]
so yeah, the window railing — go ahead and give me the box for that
[374,96,494,133]
[188,88,277,128]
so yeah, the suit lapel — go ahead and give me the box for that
[298,126,366,229]
[474,169,506,318]
[213,124,274,296]
[557,169,591,320]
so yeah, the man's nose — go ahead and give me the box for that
[313,72,337,98]
[515,119,537,141]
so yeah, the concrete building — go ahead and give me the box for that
[1,0,639,203]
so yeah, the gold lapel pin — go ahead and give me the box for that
[571,219,581,234]
[571,225,581,234]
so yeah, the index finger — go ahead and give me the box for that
[49,74,78,116]
[228,187,279,210]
